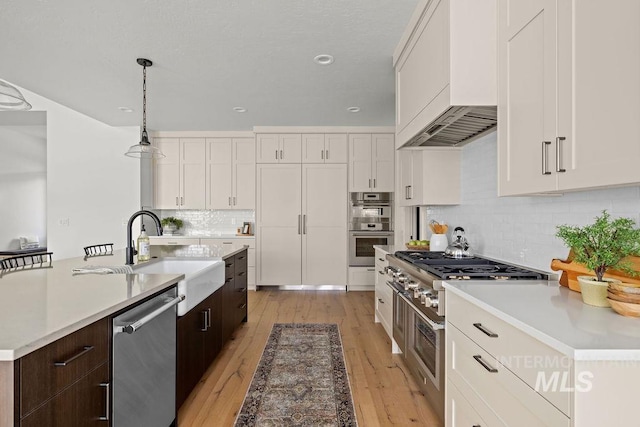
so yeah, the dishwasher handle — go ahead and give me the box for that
[116,295,185,335]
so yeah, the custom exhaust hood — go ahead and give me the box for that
[402,105,497,147]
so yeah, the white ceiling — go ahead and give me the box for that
[0,0,418,131]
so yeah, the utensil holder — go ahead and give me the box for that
[430,234,448,251]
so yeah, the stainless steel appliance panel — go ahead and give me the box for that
[112,287,178,427]
[349,231,393,266]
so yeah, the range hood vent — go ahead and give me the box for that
[404,106,497,147]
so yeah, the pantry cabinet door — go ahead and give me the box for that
[497,0,557,195]
[233,138,256,209]
[180,139,206,209]
[207,138,233,209]
[154,138,180,209]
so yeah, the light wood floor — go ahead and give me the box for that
[178,290,442,426]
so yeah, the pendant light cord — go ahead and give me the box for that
[142,64,147,135]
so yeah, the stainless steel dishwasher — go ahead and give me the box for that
[112,286,182,427]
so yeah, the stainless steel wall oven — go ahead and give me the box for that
[348,192,393,266]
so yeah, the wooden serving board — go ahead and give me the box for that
[550,251,640,292]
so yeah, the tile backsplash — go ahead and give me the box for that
[424,132,640,272]
[156,209,255,237]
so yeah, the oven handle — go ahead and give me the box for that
[350,232,394,237]
[115,295,185,334]
[399,293,444,331]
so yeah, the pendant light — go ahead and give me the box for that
[0,80,32,111]
[125,58,165,159]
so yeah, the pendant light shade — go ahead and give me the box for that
[0,80,32,111]
[125,58,165,159]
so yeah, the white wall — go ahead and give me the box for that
[0,116,47,251]
[16,85,141,259]
[424,132,640,272]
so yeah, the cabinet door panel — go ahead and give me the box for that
[324,134,348,163]
[372,134,395,192]
[302,134,325,163]
[498,0,557,195]
[259,227,302,285]
[256,134,279,163]
[180,139,206,208]
[207,138,233,209]
[279,134,302,163]
[398,150,413,207]
[348,134,373,192]
[203,290,222,369]
[233,138,256,209]
[154,138,180,209]
[176,304,205,409]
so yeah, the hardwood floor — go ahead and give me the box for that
[178,290,442,426]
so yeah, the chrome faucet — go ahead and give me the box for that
[126,210,163,265]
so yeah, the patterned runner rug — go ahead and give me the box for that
[235,323,357,426]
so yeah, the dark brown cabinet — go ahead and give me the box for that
[15,318,110,426]
[223,249,248,343]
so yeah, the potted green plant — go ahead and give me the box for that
[556,210,640,307]
[161,217,184,235]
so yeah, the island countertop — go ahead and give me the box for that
[0,251,183,361]
[443,281,640,360]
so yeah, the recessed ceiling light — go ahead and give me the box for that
[233,107,247,113]
[314,54,334,65]
[347,107,361,113]
[118,106,134,113]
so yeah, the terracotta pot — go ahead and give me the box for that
[577,276,621,307]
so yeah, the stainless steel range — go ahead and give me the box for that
[385,250,549,422]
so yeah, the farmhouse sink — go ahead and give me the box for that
[132,258,225,316]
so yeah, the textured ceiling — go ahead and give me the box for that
[0,0,418,131]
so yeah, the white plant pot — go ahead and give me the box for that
[577,276,621,307]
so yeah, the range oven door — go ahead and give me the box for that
[349,231,393,266]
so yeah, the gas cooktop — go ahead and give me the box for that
[394,251,548,281]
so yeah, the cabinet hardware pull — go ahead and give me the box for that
[556,136,566,172]
[473,425,481,427]
[229,196,232,206]
[369,178,372,188]
[225,278,233,283]
[239,303,247,309]
[321,150,324,160]
[373,178,376,188]
[378,298,384,304]
[473,323,498,337]
[238,271,246,276]
[378,258,384,262]
[176,196,179,206]
[233,196,236,205]
[367,268,375,271]
[238,255,246,260]
[408,185,412,199]
[541,141,552,175]
[238,287,246,292]
[207,308,212,328]
[54,345,94,366]
[303,214,307,234]
[280,149,283,160]
[201,310,208,331]
[473,355,498,373]
[326,149,329,159]
[181,196,184,205]
[298,214,302,234]
[275,149,278,160]
[99,382,110,421]
[378,270,384,275]
[226,262,234,267]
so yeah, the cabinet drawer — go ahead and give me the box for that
[447,379,495,427]
[448,325,569,427]
[235,251,248,274]
[20,363,109,427]
[375,282,393,329]
[19,318,109,417]
[447,291,570,414]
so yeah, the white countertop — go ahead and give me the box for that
[0,251,182,361]
[150,234,255,239]
[443,281,640,361]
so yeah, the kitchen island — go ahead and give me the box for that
[444,281,640,427]
[0,251,184,427]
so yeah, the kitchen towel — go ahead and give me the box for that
[72,265,134,275]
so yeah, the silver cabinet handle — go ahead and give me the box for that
[369,178,372,188]
[556,136,566,172]
[201,309,208,331]
[207,308,212,328]
[99,382,110,421]
[275,149,278,160]
[181,196,184,205]
[116,295,185,334]
[176,196,179,206]
[54,345,94,366]
[326,149,329,160]
[298,214,302,234]
[473,355,498,373]
[367,268,375,271]
[303,214,307,234]
[378,270,384,275]
[541,141,552,175]
[321,150,324,160]
[373,178,376,188]
[378,298,384,304]
[280,149,283,160]
[233,196,236,205]
[473,322,498,337]
[239,303,247,309]
[228,196,232,206]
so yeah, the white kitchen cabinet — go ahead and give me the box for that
[393,0,496,148]
[397,148,461,207]
[256,164,347,287]
[498,0,640,196]
[349,134,395,192]
[347,267,375,291]
[154,138,206,209]
[206,137,255,209]
[301,134,348,163]
[374,247,392,338]
[256,134,302,163]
